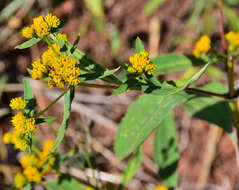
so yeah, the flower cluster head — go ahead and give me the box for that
[127,51,157,75]
[154,186,168,190]
[13,140,56,188]
[225,31,239,51]
[2,97,35,151]
[31,43,80,88]
[193,35,211,58]
[22,13,60,39]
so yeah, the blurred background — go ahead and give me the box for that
[1,0,239,189]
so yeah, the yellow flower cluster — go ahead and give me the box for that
[13,140,56,188]
[225,31,239,51]
[9,97,28,110]
[127,51,157,75]
[22,13,60,39]
[31,44,80,88]
[154,185,168,190]
[2,97,35,151]
[193,35,211,58]
[14,173,26,188]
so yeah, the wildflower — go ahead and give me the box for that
[154,186,168,190]
[22,26,34,39]
[193,35,211,58]
[20,154,38,168]
[128,51,157,75]
[9,97,28,110]
[14,172,26,188]
[57,33,68,42]
[48,55,80,88]
[31,58,47,80]
[225,31,239,51]
[44,13,60,28]
[11,112,36,133]
[38,140,55,168]
[41,43,60,65]
[23,166,42,183]
[11,129,29,151]
[32,16,50,38]
[41,156,56,175]
[3,131,12,144]
[145,64,157,75]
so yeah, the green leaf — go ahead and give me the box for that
[44,174,88,190]
[0,0,25,20]
[83,0,104,19]
[154,114,178,188]
[144,0,167,16]
[111,83,128,96]
[151,53,204,75]
[121,148,142,187]
[110,25,121,55]
[114,91,194,159]
[23,183,32,190]
[224,5,239,31]
[183,82,233,134]
[51,87,75,153]
[23,79,34,116]
[143,62,210,96]
[135,37,145,53]
[15,38,41,49]
[35,116,56,124]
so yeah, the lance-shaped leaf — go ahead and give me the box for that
[142,62,210,96]
[152,53,204,75]
[154,114,179,188]
[114,91,194,159]
[135,37,145,53]
[183,82,236,145]
[35,117,56,124]
[120,148,142,187]
[144,0,167,16]
[51,87,74,153]
[23,79,35,116]
[15,38,41,49]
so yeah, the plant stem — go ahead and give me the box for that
[35,86,70,118]
[78,82,118,89]
[185,87,226,99]
[218,0,239,155]
[44,37,59,57]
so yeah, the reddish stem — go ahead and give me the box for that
[218,0,227,54]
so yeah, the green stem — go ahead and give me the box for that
[78,82,118,89]
[35,87,70,118]
[185,87,226,99]
[44,37,59,57]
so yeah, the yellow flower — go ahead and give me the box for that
[38,140,55,168]
[128,50,157,75]
[14,172,26,188]
[129,51,151,74]
[86,186,94,190]
[44,13,60,28]
[48,55,80,88]
[225,31,239,51]
[145,64,157,75]
[20,154,38,168]
[193,35,211,58]
[23,166,42,183]
[41,44,60,65]
[154,186,168,190]
[11,112,36,134]
[9,97,28,110]
[43,140,54,154]
[22,26,34,39]
[11,129,29,151]
[31,58,47,79]
[31,16,50,38]
[3,131,12,144]
[57,33,68,42]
